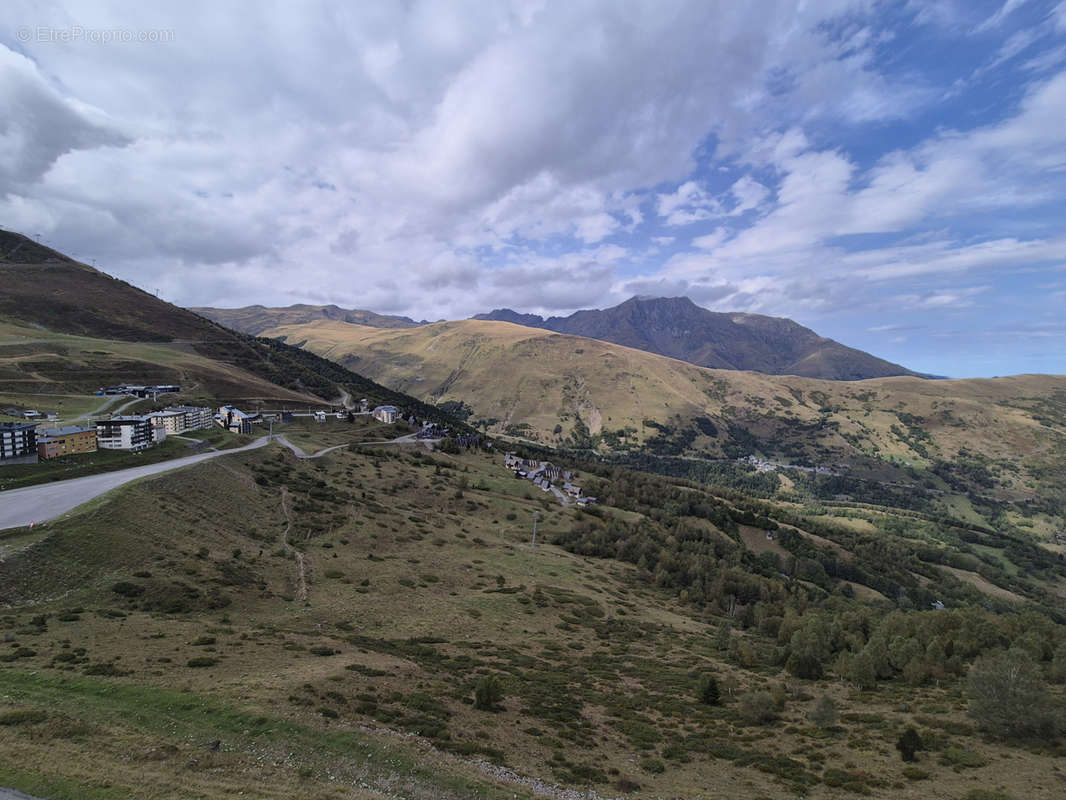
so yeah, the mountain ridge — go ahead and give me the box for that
[191,304,425,335]
[474,295,926,380]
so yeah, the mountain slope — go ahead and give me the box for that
[191,304,423,335]
[474,296,923,380]
[262,317,1066,508]
[0,229,463,425]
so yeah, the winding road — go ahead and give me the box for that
[0,437,271,532]
[0,430,419,532]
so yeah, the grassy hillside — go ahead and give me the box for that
[1,430,1065,798]
[0,230,468,428]
[262,318,1066,514]
[191,304,423,335]
[0,321,317,405]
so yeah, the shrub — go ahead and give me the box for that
[0,709,47,726]
[807,695,838,729]
[737,691,777,725]
[474,675,504,711]
[111,581,144,597]
[639,758,665,774]
[902,766,929,780]
[939,746,986,769]
[186,657,218,668]
[309,646,337,656]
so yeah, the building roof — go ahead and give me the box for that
[0,421,37,431]
[374,405,399,412]
[38,426,95,439]
[97,415,151,424]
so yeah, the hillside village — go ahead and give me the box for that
[504,451,596,505]
[0,382,440,467]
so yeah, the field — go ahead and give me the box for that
[2,432,1064,799]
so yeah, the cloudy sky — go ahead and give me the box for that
[2,1,1065,377]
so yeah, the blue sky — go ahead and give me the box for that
[2,0,1065,377]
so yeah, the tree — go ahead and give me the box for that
[896,727,921,762]
[966,648,1056,738]
[807,695,838,729]
[698,675,720,706]
[847,650,877,689]
[714,619,732,652]
[474,675,505,711]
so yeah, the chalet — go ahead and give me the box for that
[0,421,39,464]
[373,405,399,423]
[37,426,97,460]
[96,416,154,451]
[215,405,259,435]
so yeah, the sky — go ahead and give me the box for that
[2,1,1065,378]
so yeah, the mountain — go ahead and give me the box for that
[191,304,423,335]
[474,296,924,380]
[0,229,462,425]
[259,316,1066,510]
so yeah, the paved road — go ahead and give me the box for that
[0,437,271,531]
[0,788,43,800]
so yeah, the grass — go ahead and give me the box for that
[0,441,1063,799]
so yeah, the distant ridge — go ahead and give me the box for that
[475,296,924,381]
[192,304,424,335]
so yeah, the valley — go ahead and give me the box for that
[259,317,1066,522]
[1,232,1065,800]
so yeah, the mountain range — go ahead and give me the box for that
[194,296,925,381]
[474,296,926,381]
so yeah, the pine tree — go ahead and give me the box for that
[698,675,720,706]
[896,727,921,762]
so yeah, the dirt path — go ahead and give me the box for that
[274,435,350,459]
[294,551,309,602]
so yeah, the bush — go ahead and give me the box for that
[939,746,986,769]
[902,766,929,780]
[186,657,218,668]
[737,691,777,725]
[474,675,504,711]
[111,581,144,597]
[0,709,47,726]
[640,758,665,774]
[806,695,838,729]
